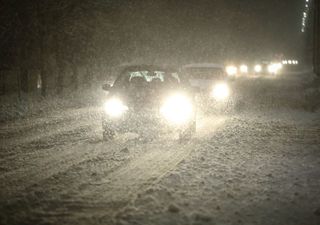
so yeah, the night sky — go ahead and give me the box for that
[114,0,304,63]
[0,0,306,67]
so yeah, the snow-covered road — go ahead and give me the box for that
[1,74,320,225]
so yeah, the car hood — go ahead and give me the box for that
[189,79,226,90]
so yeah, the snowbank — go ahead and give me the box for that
[233,73,320,112]
[0,87,106,122]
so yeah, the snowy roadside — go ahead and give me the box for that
[0,87,106,123]
[233,72,320,112]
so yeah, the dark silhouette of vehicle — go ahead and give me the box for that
[102,65,196,141]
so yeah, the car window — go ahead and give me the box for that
[129,71,165,82]
[113,69,180,88]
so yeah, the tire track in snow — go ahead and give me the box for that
[0,107,101,142]
[0,124,100,170]
[0,115,100,150]
[0,136,133,199]
[0,107,98,133]
[56,116,229,221]
[24,140,198,222]
[0,115,228,223]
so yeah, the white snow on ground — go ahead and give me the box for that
[0,73,320,225]
[116,111,320,225]
[0,88,106,122]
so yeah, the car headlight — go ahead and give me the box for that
[211,82,230,101]
[160,94,193,125]
[103,98,128,118]
[239,65,248,73]
[226,65,237,76]
[268,63,282,74]
[254,64,262,73]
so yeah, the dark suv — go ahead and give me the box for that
[102,65,196,141]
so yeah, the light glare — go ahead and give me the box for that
[211,83,230,101]
[254,64,262,73]
[103,98,128,118]
[160,94,193,125]
[226,66,238,76]
[268,63,282,74]
[240,65,248,73]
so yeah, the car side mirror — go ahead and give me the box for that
[102,83,111,91]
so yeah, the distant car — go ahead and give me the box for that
[102,65,196,141]
[252,61,269,75]
[180,64,232,111]
[253,61,283,76]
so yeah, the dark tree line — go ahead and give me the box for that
[0,0,121,97]
[0,0,304,97]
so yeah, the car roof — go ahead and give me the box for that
[118,64,178,72]
[181,63,224,69]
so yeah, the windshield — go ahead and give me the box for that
[113,69,180,88]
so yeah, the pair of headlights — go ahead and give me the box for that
[226,65,249,75]
[227,64,261,75]
[227,63,283,75]
[103,84,230,123]
[227,65,252,76]
[103,94,194,125]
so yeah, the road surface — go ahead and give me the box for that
[0,74,320,225]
